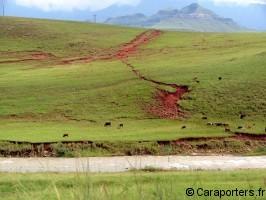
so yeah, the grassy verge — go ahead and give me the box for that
[0,170,265,200]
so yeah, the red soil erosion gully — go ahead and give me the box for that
[1,30,189,118]
[62,30,189,119]
[0,52,55,64]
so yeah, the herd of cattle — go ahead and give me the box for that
[62,112,262,138]
[61,76,264,138]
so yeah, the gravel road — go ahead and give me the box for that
[0,156,265,173]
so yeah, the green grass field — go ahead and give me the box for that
[0,17,143,56]
[1,170,265,200]
[0,17,265,143]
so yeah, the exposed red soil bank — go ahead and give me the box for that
[2,133,265,157]
[234,132,266,141]
[61,30,162,64]
[115,30,162,60]
[149,86,189,118]
[124,61,189,118]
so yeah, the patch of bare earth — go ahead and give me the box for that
[123,61,189,119]
[148,86,189,119]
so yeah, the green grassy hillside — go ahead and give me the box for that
[0,17,143,56]
[129,31,266,122]
[0,17,265,143]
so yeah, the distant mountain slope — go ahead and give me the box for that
[105,3,247,32]
[105,13,148,27]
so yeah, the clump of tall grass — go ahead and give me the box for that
[11,172,178,200]
[0,142,32,157]
[2,170,266,200]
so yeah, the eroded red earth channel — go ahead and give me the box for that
[1,30,189,118]
[124,61,189,118]
[115,30,189,118]
[117,30,189,118]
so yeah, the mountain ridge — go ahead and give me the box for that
[105,3,247,32]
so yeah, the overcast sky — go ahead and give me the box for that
[2,0,266,30]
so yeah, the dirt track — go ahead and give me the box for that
[61,30,162,64]
[0,51,55,64]
[0,156,266,173]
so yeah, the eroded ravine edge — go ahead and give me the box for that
[64,29,190,119]
[1,132,266,157]
[122,61,189,119]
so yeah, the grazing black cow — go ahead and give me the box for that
[240,114,246,119]
[104,122,112,127]
[214,123,224,127]
[63,134,69,138]
[181,126,187,129]
[196,80,200,84]
[218,77,222,80]
[118,123,124,129]
[202,116,208,120]
[207,122,228,127]
[212,122,228,127]
[238,126,243,129]
[224,127,231,133]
